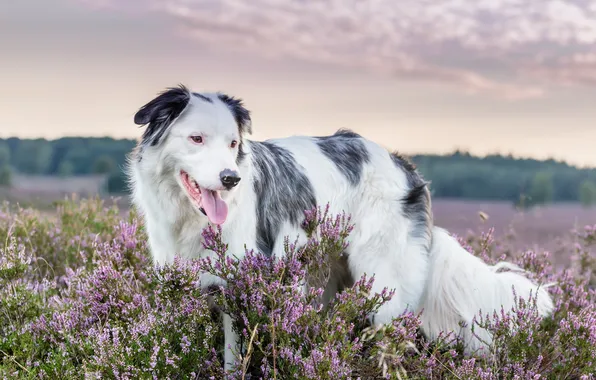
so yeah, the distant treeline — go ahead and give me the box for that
[0,137,135,176]
[1,137,595,207]
[411,151,596,206]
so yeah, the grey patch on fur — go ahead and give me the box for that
[390,152,433,252]
[136,145,144,162]
[250,141,317,255]
[315,129,370,186]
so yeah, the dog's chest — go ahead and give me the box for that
[173,209,258,261]
[172,217,210,260]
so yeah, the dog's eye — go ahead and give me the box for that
[230,140,238,148]
[189,136,203,144]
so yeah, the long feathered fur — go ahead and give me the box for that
[127,85,555,370]
[419,227,554,353]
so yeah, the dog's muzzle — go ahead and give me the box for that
[219,169,241,190]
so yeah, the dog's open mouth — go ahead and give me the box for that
[180,170,228,225]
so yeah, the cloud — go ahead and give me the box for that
[526,53,596,86]
[78,0,596,99]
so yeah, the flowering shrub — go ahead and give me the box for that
[0,197,594,379]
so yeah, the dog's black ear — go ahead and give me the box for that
[134,85,191,146]
[217,93,252,135]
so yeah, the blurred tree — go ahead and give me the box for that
[0,142,13,187]
[528,171,554,206]
[0,165,11,187]
[0,143,10,166]
[515,193,530,210]
[13,140,52,174]
[58,160,74,177]
[93,155,116,174]
[61,146,92,175]
[579,180,596,208]
[105,169,128,194]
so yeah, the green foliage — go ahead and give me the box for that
[0,143,10,166]
[0,137,136,176]
[527,171,555,206]
[92,155,116,174]
[12,140,53,174]
[57,160,74,177]
[0,143,13,187]
[0,166,11,187]
[105,169,128,194]
[411,152,596,204]
[579,180,596,208]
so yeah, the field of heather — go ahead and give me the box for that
[432,199,596,268]
[0,197,594,379]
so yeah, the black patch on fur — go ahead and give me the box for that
[236,141,247,165]
[390,151,433,251]
[217,93,252,136]
[331,128,363,139]
[134,84,191,147]
[315,129,370,186]
[192,92,213,103]
[390,152,418,174]
[250,141,317,255]
[219,93,252,167]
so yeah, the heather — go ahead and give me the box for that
[0,198,594,379]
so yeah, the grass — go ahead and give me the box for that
[0,196,594,379]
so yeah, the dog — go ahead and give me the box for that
[126,84,554,371]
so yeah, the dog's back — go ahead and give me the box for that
[244,130,434,324]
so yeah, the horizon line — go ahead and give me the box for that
[1,134,594,170]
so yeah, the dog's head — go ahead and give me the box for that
[134,84,252,225]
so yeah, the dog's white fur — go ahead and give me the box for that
[420,227,554,351]
[127,85,554,371]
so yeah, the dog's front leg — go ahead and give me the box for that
[201,272,241,374]
[144,217,177,266]
[222,311,239,373]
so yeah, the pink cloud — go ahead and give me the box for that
[76,0,596,99]
[527,53,596,86]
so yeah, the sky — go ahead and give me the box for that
[1,0,595,167]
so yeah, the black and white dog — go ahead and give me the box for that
[127,85,554,370]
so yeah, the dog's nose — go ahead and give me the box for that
[220,169,241,189]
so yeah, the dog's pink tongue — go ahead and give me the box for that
[201,188,228,225]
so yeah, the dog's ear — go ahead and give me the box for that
[217,93,252,136]
[134,85,191,146]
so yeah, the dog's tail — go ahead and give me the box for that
[418,226,554,354]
